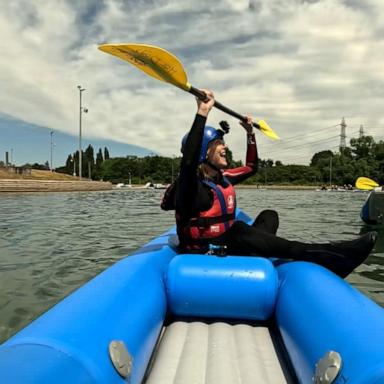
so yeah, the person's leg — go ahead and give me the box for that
[290,232,377,277]
[252,209,279,234]
[222,221,377,278]
[223,221,296,257]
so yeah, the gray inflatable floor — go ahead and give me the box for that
[145,321,293,384]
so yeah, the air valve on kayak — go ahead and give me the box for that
[313,350,342,384]
[109,340,133,379]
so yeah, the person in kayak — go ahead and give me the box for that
[161,89,377,278]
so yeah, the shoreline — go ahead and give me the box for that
[0,180,362,193]
[0,179,323,193]
[235,184,316,190]
[0,179,113,193]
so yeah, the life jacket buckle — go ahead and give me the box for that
[207,244,227,256]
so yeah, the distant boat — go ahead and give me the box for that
[315,187,356,192]
[143,182,167,189]
[327,188,348,192]
[115,183,127,188]
[153,183,168,190]
[115,182,168,190]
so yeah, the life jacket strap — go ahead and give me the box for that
[202,178,233,231]
[189,212,236,228]
[178,241,228,255]
[207,244,228,256]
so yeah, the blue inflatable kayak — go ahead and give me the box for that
[361,190,384,224]
[0,209,384,384]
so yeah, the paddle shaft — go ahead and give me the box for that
[189,86,261,129]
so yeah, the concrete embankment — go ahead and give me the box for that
[0,179,113,192]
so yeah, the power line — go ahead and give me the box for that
[261,118,375,151]
[262,124,341,147]
[259,144,340,163]
[263,135,340,154]
[262,129,361,154]
[255,119,382,163]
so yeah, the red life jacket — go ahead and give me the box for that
[177,178,236,250]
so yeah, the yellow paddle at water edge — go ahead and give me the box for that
[98,43,279,140]
[355,177,380,190]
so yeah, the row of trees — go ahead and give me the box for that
[56,146,110,179]
[243,136,384,186]
[54,136,384,186]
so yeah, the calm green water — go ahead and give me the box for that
[0,188,383,343]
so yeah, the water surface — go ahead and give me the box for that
[0,188,383,343]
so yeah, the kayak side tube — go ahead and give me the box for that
[0,231,177,384]
[275,261,384,384]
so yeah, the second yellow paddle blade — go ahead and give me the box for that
[355,176,379,190]
[257,120,280,140]
[98,43,190,91]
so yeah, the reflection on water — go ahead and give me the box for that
[0,188,383,343]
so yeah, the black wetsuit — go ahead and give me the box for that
[175,114,258,233]
[167,114,377,278]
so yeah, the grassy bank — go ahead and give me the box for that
[0,169,112,192]
[0,169,81,181]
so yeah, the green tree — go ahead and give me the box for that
[84,145,94,179]
[373,141,384,183]
[94,148,104,179]
[65,154,73,175]
[350,136,375,160]
[310,150,333,167]
[57,133,384,186]
[73,150,79,176]
[104,147,110,161]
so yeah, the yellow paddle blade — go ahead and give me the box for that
[355,176,379,190]
[257,120,280,140]
[99,43,279,141]
[98,43,191,91]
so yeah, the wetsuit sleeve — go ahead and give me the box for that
[160,181,176,210]
[176,114,206,220]
[223,132,258,185]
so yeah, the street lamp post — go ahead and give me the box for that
[77,85,88,180]
[50,130,54,172]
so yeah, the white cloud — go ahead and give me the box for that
[0,0,384,165]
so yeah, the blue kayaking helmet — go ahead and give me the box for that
[181,126,225,164]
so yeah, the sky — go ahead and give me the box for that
[1,0,384,167]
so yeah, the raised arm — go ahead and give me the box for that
[176,90,215,219]
[224,115,259,185]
